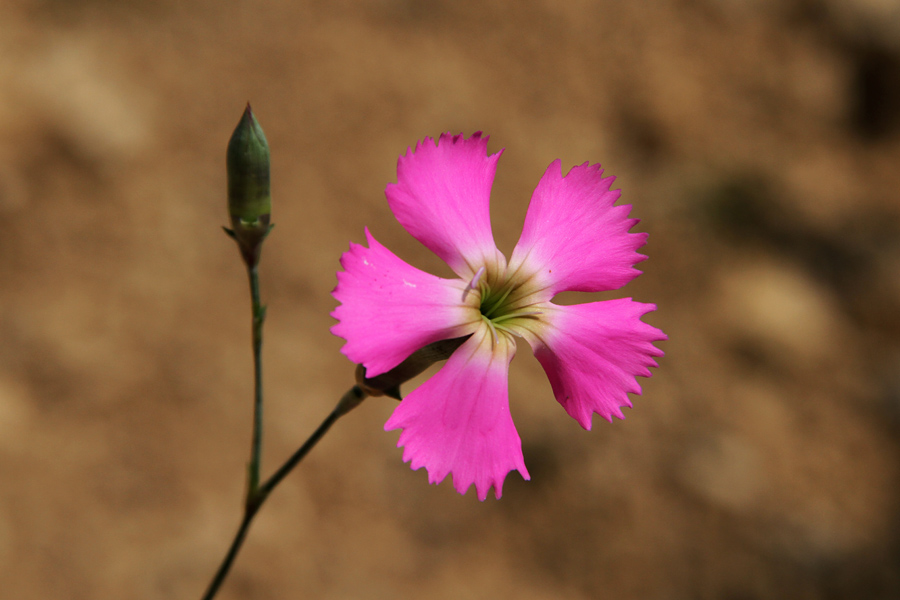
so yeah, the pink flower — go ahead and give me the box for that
[332,133,666,500]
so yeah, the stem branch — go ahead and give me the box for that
[200,386,366,600]
[259,386,366,496]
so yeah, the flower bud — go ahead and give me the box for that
[226,104,271,266]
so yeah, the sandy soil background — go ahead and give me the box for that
[2,0,900,598]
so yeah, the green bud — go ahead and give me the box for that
[226,104,272,267]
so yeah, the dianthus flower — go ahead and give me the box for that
[332,133,666,500]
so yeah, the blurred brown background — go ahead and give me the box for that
[2,0,900,598]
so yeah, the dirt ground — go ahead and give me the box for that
[2,0,900,598]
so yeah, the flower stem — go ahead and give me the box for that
[259,385,366,496]
[247,264,264,499]
[199,386,368,600]
[199,503,258,600]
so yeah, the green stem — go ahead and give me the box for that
[199,503,258,600]
[247,265,264,498]
[200,386,367,600]
[259,386,366,496]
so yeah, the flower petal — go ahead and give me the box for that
[386,132,505,278]
[384,327,530,500]
[331,228,477,377]
[523,299,666,429]
[509,160,647,296]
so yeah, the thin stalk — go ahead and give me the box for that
[199,504,258,600]
[247,265,264,498]
[200,386,367,600]
[259,386,366,496]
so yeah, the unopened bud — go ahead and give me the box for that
[226,104,272,266]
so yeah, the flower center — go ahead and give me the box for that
[480,282,516,320]
[465,265,543,341]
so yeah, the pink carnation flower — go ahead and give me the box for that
[332,133,666,500]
